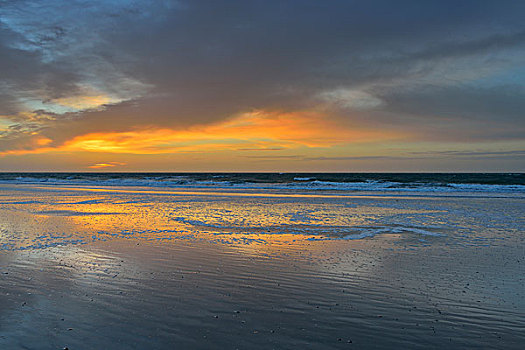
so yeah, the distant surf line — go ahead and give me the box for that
[11,184,518,200]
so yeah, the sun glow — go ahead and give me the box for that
[0,110,404,158]
[88,162,127,169]
[65,111,401,153]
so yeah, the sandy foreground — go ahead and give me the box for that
[0,184,524,349]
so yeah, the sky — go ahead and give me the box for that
[0,0,524,172]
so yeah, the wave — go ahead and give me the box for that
[0,173,524,193]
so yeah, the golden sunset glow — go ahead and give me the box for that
[0,110,404,158]
[63,111,385,153]
[36,137,53,146]
[88,162,127,169]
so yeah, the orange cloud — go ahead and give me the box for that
[1,110,405,156]
[35,137,53,146]
[88,162,127,169]
[61,110,401,154]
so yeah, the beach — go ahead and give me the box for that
[2,1,524,348]
[0,175,524,349]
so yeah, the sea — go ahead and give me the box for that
[0,172,524,193]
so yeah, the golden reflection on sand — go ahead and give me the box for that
[1,185,444,259]
[32,185,440,200]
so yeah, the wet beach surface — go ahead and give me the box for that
[0,184,524,349]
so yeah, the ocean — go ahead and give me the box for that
[1,172,524,193]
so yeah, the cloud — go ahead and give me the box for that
[409,149,525,159]
[0,110,404,155]
[379,85,525,123]
[319,89,383,110]
[0,0,524,169]
[88,162,126,169]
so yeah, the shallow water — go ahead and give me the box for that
[0,184,524,349]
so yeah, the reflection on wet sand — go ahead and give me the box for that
[1,185,448,250]
[0,184,524,349]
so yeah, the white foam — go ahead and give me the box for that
[1,176,524,194]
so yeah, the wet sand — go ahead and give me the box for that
[0,184,524,349]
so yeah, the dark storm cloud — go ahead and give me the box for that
[380,85,525,123]
[1,0,525,151]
